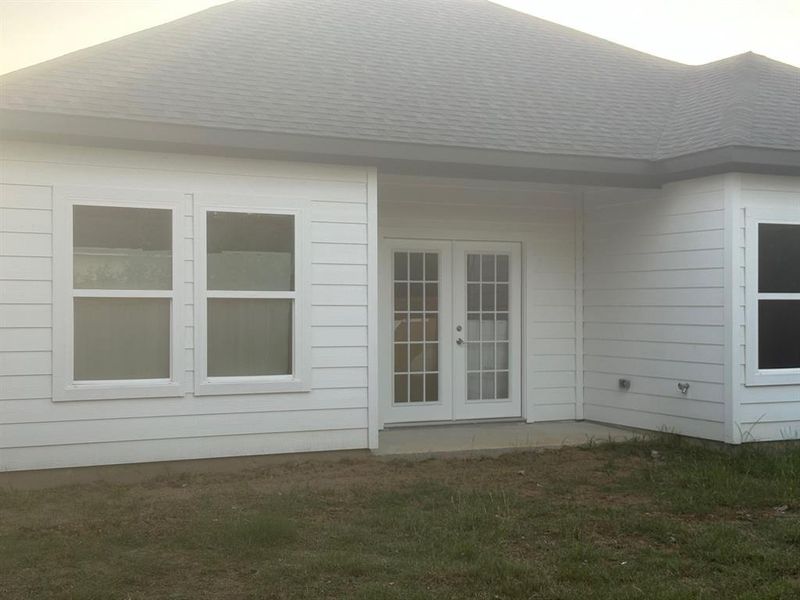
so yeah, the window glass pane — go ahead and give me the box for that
[207,211,294,291]
[758,300,800,369]
[207,299,292,377]
[759,224,800,293]
[425,283,439,311]
[74,298,170,380]
[394,313,408,342]
[394,283,408,311]
[73,205,172,290]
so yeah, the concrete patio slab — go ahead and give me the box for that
[375,420,640,457]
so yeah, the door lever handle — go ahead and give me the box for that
[456,338,464,345]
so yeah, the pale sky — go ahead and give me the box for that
[1,0,799,76]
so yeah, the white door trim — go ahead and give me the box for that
[380,237,522,425]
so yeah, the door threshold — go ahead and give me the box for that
[383,417,525,429]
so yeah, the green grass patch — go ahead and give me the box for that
[1,438,799,599]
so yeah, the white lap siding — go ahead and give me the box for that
[582,176,727,441]
[0,142,371,471]
[378,176,580,422]
[734,174,800,442]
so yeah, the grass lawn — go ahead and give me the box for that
[1,436,799,599]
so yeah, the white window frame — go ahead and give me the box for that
[745,207,800,386]
[53,186,185,401]
[193,193,311,395]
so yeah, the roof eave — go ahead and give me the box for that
[2,109,799,187]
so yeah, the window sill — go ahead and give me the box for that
[745,369,800,387]
[54,380,184,402]
[194,377,311,396]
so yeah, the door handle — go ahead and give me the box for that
[456,338,464,345]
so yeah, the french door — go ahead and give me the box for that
[382,239,521,424]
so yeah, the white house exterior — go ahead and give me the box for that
[1,0,798,471]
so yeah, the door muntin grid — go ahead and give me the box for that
[393,251,439,403]
[465,253,510,401]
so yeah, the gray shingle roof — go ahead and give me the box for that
[1,0,798,161]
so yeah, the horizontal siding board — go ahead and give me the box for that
[312,243,367,264]
[311,285,367,306]
[0,351,51,376]
[0,328,51,351]
[584,339,723,364]
[1,429,368,471]
[1,388,369,424]
[585,388,724,421]
[0,256,52,280]
[584,322,724,345]
[584,269,723,290]
[532,403,576,421]
[312,327,368,347]
[0,408,368,448]
[584,306,724,326]
[311,201,367,223]
[584,288,723,307]
[585,249,724,273]
[584,372,723,403]
[0,232,52,257]
[584,404,725,440]
[585,355,723,384]
[312,263,367,286]
[312,347,367,368]
[0,184,52,210]
[0,374,51,399]
[311,222,367,244]
[311,306,367,327]
[0,304,52,328]
[0,208,52,233]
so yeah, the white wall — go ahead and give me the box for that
[733,174,800,442]
[378,176,581,422]
[0,141,374,471]
[582,176,728,441]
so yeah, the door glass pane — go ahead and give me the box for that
[482,372,495,399]
[482,343,495,370]
[207,299,292,377]
[410,373,424,402]
[393,250,439,404]
[74,297,170,380]
[467,342,480,370]
[759,224,800,293]
[73,205,172,290]
[394,252,408,281]
[496,372,509,399]
[425,253,438,281]
[496,314,509,341]
[467,284,480,311]
[467,372,481,400]
[207,211,294,291]
[496,343,509,370]
[425,373,438,402]
[481,255,495,281]
[409,283,424,311]
[467,255,481,282]
[759,300,800,369]
[394,374,408,403]
[409,253,424,281]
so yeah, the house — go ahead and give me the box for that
[1,0,798,473]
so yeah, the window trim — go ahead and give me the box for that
[193,194,311,395]
[52,186,185,401]
[745,207,800,386]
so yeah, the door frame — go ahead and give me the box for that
[452,241,522,420]
[379,239,454,423]
[379,233,526,426]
